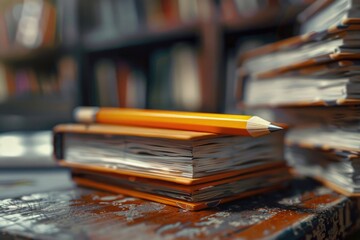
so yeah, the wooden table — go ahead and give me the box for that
[1,177,360,239]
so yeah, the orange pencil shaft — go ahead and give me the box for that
[74,107,279,137]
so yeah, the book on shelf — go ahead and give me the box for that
[149,43,202,111]
[239,0,360,196]
[170,43,202,111]
[221,0,274,21]
[57,56,78,99]
[0,65,13,102]
[95,59,119,107]
[57,0,80,47]
[53,121,288,210]
[94,59,146,108]
[142,0,168,28]
[117,61,146,109]
[0,8,9,50]
[178,0,201,21]
[141,0,209,29]
[149,48,173,109]
[0,0,57,52]
[81,0,140,44]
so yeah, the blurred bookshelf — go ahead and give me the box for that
[0,0,313,133]
[0,0,79,133]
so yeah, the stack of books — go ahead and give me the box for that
[240,0,360,196]
[53,107,288,210]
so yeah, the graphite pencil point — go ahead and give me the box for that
[268,124,283,132]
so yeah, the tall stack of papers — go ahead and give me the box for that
[240,0,360,196]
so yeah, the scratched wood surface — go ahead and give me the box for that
[1,178,360,240]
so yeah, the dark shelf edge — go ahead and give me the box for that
[0,45,61,64]
[83,21,201,53]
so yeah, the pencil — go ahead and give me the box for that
[73,107,283,137]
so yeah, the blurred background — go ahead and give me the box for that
[0,0,313,171]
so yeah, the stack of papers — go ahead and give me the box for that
[240,0,360,195]
[54,123,288,210]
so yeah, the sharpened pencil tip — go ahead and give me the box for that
[268,124,283,132]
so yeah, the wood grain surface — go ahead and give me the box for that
[1,177,360,240]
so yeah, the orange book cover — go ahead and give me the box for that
[257,60,360,79]
[73,176,287,211]
[40,1,57,47]
[54,123,285,185]
[116,62,131,108]
[28,69,40,93]
[71,166,290,210]
[71,166,290,195]
[248,52,360,78]
[161,0,180,25]
[58,160,286,186]
[220,0,239,22]
[5,67,15,96]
